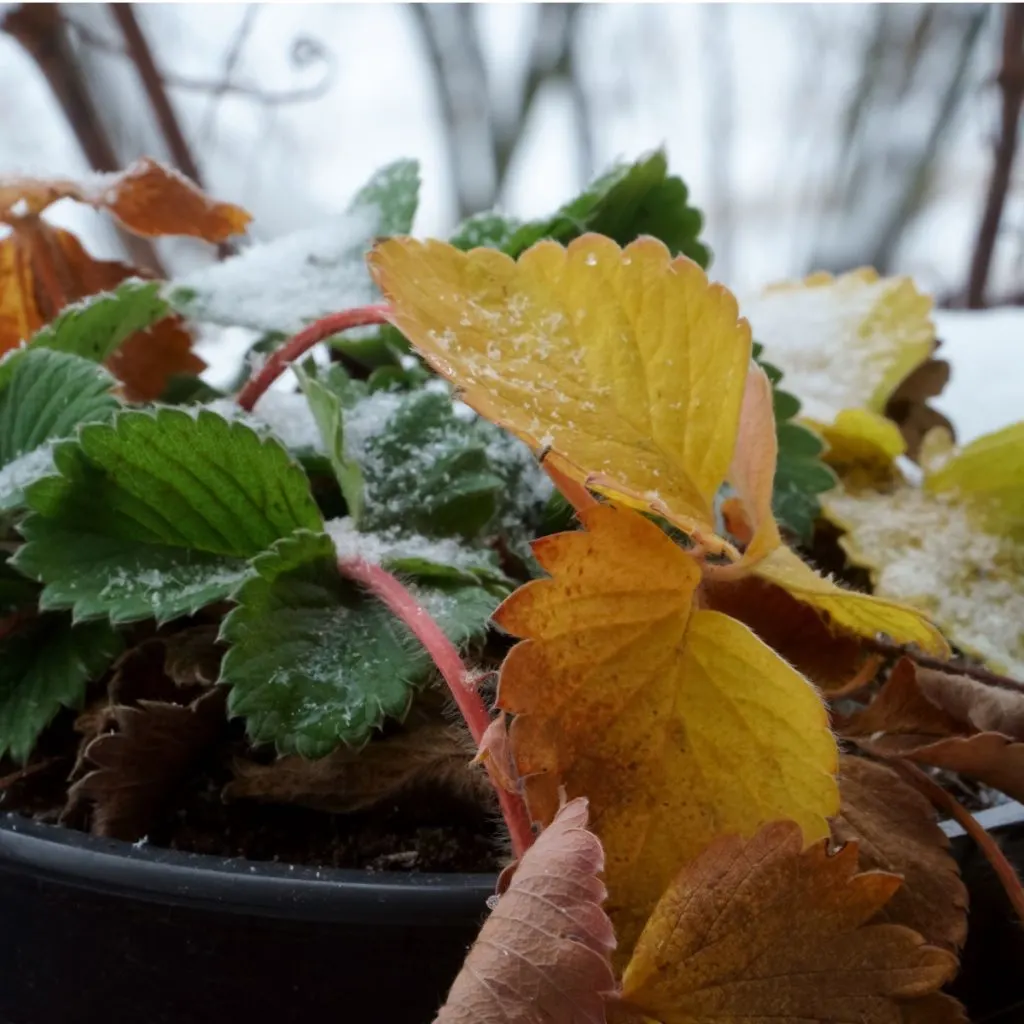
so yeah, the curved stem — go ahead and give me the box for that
[893,758,1024,926]
[235,304,390,411]
[337,555,535,859]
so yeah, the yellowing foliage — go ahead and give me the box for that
[494,504,838,958]
[827,422,1024,677]
[742,268,935,469]
[370,234,753,548]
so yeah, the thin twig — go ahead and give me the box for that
[860,635,1024,695]
[337,556,534,859]
[235,306,390,411]
[966,4,1024,308]
[892,759,1024,926]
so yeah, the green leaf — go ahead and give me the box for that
[750,347,837,542]
[160,373,224,405]
[0,616,122,762]
[0,281,170,391]
[0,349,120,513]
[343,386,503,537]
[0,555,38,615]
[477,150,710,266]
[220,530,498,755]
[450,211,523,252]
[293,360,365,521]
[167,160,420,335]
[14,408,322,624]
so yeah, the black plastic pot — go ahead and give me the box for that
[0,804,1021,1024]
[0,813,494,1024]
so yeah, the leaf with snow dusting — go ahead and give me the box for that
[0,348,119,512]
[220,530,500,755]
[743,268,935,466]
[13,408,321,624]
[168,160,419,334]
[826,421,1024,677]
[435,797,615,1024]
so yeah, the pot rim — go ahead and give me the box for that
[0,813,497,923]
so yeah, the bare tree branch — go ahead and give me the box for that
[966,3,1024,308]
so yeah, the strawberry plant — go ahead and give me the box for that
[1,151,1022,1022]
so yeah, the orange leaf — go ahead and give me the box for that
[1,159,250,242]
[833,755,967,952]
[727,363,781,567]
[619,820,957,1024]
[494,503,837,957]
[434,797,615,1024]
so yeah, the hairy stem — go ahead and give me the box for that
[893,759,1024,926]
[337,555,534,859]
[235,305,390,411]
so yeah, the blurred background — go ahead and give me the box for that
[1,2,1023,436]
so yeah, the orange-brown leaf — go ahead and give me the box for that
[833,755,968,951]
[0,159,250,242]
[434,797,615,1024]
[495,503,838,958]
[620,820,957,1024]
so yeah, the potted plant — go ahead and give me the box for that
[0,152,1021,1024]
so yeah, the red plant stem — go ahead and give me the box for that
[893,759,1024,926]
[236,305,391,411]
[337,555,535,859]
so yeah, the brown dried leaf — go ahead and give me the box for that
[0,159,251,242]
[619,820,957,1024]
[885,357,954,461]
[435,797,615,1024]
[899,993,969,1024]
[833,755,968,951]
[0,222,203,399]
[914,666,1024,738]
[69,688,226,841]
[226,721,493,815]
[702,571,873,691]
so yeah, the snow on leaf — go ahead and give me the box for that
[619,820,958,1024]
[168,159,419,334]
[219,530,499,756]
[494,503,838,959]
[826,421,1024,676]
[12,408,321,625]
[370,234,753,547]
[743,268,935,465]
[0,349,119,512]
[434,797,615,1024]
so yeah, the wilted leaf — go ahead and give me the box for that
[0,158,250,241]
[435,797,615,1024]
[833,755,967,951]
[69,688,226,841]
[826,420,1024,675]
[885,356,954,461]
[751,545,948,656]
[0,615,122,762]
[494,503,838,956]
[619,820,957,1024]
[743,268,935,465]
[0,224,203,400]
[13,408,321,624]
[226,715,491,814]
[220,530,500,756]
[840,658,1024,803]
[371,234,752,544]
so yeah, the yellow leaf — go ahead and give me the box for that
[819,408,907,489]
[826,421,1024,677]
[619,820,957,1024]
[753,544,948,657]
[494,503,838,958]
[369,234,752,543]
[743,268,934,469]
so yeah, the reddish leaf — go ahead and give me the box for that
[435,797,615,1024]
